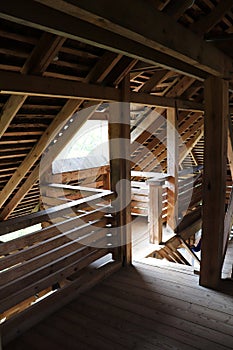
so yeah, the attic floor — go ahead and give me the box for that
[5,261,233,350]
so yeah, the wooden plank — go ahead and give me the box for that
[201,77,228,289]
[0,249,108,313]
[167,108,178,230]
[148,184,163,244]
[0,192,113,235]
[33,0,233,77]
[1,261,121,346]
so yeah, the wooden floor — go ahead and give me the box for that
[5,260,233,350]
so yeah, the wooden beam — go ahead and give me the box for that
[131,76,200,163]
[41,50,127,174]
[0,95,27,138]
[84,52,122,84]
[179,125,204,164]
[200,77,228,289]
[21,32,66,75]
[138,70,168,93]
[191,0,233,36]
[148,181,163,244]
[0,32,65,139]
[0,99,81,209]
[0,70,121,101]
[0,70,204,112]
[0,166,39,220]
[109,75,132,265]
[167,108,178,230]
[130,91,203,111]
[0,0,209,80]
[227,114,233,177]
[33,0,233,77]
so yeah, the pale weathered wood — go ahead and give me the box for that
[167,108,178,230]
[0,95,27,138]
[0,166,39,220]
[200,77,229,289]
[179,125,204,164]
[0,99,82,208]
[148,183,163,244]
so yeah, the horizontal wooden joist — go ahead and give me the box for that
[0,0,212,80]
[0,71,204,111]
[130,91,203,112]
[33,0,233,78]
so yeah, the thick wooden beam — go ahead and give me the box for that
[34,0,233,77]
[0,70,204,112]
[200,77,228,289]
[21,32,66,75]
[167,108,179,230]
[0,0,210,80]
[0,95,27,138]
[109,75,132,265]
[0,70,121,101]
[130,91,203,112]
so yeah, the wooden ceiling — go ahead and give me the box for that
[0,0,233,219]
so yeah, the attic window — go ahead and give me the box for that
[52,120,109,173]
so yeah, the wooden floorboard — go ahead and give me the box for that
[5,261,233,350]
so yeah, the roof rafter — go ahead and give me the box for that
[191,0,233,36]
[0,51,125,217]
[0,32,65,139]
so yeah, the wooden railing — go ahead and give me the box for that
[0,189,121,345]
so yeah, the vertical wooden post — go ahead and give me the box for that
[108,74,132,265]
[167,107,178,231]
[148,180,164,244]
[200,76,228,289]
